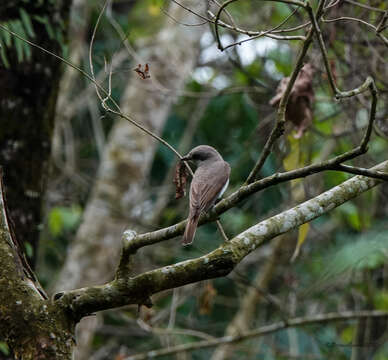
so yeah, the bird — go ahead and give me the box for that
[180,145,230,245]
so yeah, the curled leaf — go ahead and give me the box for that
[133,63,150,80]
[173,161,189,199]
[270,63,315,138]
[198,282,217,315]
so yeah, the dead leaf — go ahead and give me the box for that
[198,282,217,315]
[114,355,126,360]
[269,63,315,138]
[134,63,150,80]
[173,161,189,199]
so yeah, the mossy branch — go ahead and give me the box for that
[57,160,388,319]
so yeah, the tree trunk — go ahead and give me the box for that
[0,0,71,267]
[0,175,75,360]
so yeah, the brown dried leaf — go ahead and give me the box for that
[133,63,151,80]
[198,282,217,315]
[269,63,315,138]
[173,161,189,199]
[114,355,126,360]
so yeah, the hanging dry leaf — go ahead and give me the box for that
[269,63,315,138]
[198,282,217,315]
[133,63,151,80]
[173,161,189,199]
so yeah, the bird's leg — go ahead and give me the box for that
[216,219,229,242]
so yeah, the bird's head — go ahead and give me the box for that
[181,145,222,165]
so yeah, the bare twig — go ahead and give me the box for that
[0,24,185,162]
[213,0,237,27]
[322,16,377,31]
[332,164,388,180]
[119,100,381,251]
[344,0,386,13]
[220,7,303,51]
[216,220,229,242]
[376,11,388,32]
[170,0,306,41]
[137,319,216,341]
[124,311,388,359]
[89,0,109,103]
[208,10,306,42]
[161,6,208,26]
[214,0,238,50]
[244,0,323,184]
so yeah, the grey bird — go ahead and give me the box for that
[181,145,230,245]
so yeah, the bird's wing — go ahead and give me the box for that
[189,161,230,216]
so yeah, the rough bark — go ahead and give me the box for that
[0,0,71,267]
[53,1,206,358]
[0,174,75,360]
[56,160,388,318]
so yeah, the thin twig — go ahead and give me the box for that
[216,220,229,242]
[214,0,239,50]
[161,6,208,26]
[244,0,324,184]
[89,0,109,102]
[322,16,377,31]
[137,319,216,341]
[124,311,388,359]
[344,0,386,13]
[0,24,184,161]
[170,0,306,41]
[221,7,303,51]
[122,77,380,249]
[213,0,237,27]
[60,159,388,318]
[333,164,388,180]
[376,11,388,32]
[105,108,184,160]
[307,4,339,94]
[208,10,306,41]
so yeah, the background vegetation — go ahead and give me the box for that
[1,0,388,359]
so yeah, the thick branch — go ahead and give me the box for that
[57,160,388,319]
[118,91,379,252]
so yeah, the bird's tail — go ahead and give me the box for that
[182,214,200,245]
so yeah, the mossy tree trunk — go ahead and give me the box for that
[0,0,71,267]
[0,174,76,359]
[0,1,71,358]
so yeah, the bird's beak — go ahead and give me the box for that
[181,155,191,162]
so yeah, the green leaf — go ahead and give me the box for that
[2,26,12,47]
[33,15,54,39]
[291,223,310,262]
[44,21,55,39]
[0,342,9,355]
[374,291,388,311]
[323,231,388,278]
[48,206,82,236]
[25,242,33,258]
[9,21,26,62]
[19,8,35,38]
[0,37,10,68]
[49,208,63,236]
[338,202,361,230]
[340,325,355,344]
